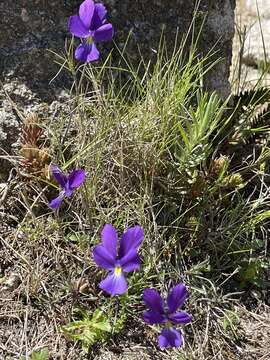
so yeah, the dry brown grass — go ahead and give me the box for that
[0,216,270,360]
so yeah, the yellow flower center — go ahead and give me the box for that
[114,266,122,276]
[86,36,94,45]
[165,320,172,328]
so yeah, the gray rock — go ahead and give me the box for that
[0,1,236,96]
[0,0,236,177]
[238,0,270,65]
[243,0,270,18]
[107,0,235,99]
[244,19,270,65]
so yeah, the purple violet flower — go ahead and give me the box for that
[68,0,114,62]
[48,164,86,210]
[143,283,192,349]
[93,224,144,296]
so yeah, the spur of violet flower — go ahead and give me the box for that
[69,0,114,62]
[143,283,192,349]
[93,224,144,296]
[48,164,86,210]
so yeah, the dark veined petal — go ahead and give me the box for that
[68,15,89,38]
[94,23,114,43]
[143,288,164,314]
[101,224,118,260]
[99,270,128,296]
[48,191,65,210]
[142,310,166,325]
[119,225,144,259]
[91,3,107,29]
[51,164,67,188]
[120,248,140,272]
[168,311,192,325]
[167,283,188,313]
[75,43,100,63]
[158,328,183,349]
[93,244,115,270]
[68,169,86,189]
[79,0,95,29]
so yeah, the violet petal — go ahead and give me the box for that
[75,42,100,63]
[158,328,183,349]
[94,23,114,42]
[143,288,164,315]
[64,186,73,198]
[51,164,67,189]
[168,311,192,325]
[119,225,144,259]
[86,42,100,62]
[48,191,65,210]
[167,283,188,313]
[68,169,86,189]
[99,271,128,296]
[91,3,107,29]
[120,248,140,272]
[142,310,166,325]
[79,0,95,29]
[101,224,118,260]
[69,15,89,38]
[93,244,116,270]
[75,43,89,62]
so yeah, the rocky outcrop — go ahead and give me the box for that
[108,0,236,98]
[242,1,270,63]
[0,0,236,177]
[234,0,270,89]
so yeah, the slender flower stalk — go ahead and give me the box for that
[69,0,114,62]
[93,224,144,296]
[48,164,86,210]
[143,283,192,349]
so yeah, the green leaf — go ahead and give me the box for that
[91,310,111,332]
[222,310,239,338]
[62,309,111,353]
[29,348,49,360]
[237,258,264,287]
